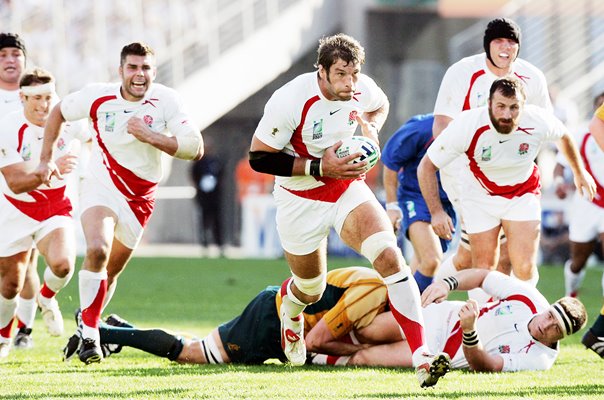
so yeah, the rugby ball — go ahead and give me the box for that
[335,136,381,173]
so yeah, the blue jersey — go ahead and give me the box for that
[381,113,449,201]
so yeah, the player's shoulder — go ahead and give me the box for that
[448,53,485,72]
[69,82,119,101]
[0,110,25,141]
[147,83,179,97]
[522,104,559,124]
[513,58,547,78]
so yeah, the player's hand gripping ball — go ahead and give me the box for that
[335,136,381,173]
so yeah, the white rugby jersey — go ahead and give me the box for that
[0,88,21,116]
[443,272,558,372]
[434,53,552,118]
[433,53,553,196]
[427,105,566,198]
[0,110,82,221]
[60,82,198,225]
[254,72,387,199]
[557,130,604,208]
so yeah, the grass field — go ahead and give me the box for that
[1,256,604,399]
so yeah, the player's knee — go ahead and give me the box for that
[85,243,110,266]
[50,258,74,278]
[361,231,399,265]
[292,272,326,302]
[1,277,21,299]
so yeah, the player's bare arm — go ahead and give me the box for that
[35,102,65,184]
[305,319,369,356]
[0,163,44,194]
[432,114,452,138]
[358,102,389,144]
[421,269,492,307]
[249,135,366,179]
[417,155,454,239]
[556,133,596,200]
[459,299,504,372]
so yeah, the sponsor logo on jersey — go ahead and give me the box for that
[312,119,323,140]
[143,115,154,127]
[518,143,529,155]
[348,110,358,125]
[105,112,116,133]
[498,345,510,354]
[481,146,492,161]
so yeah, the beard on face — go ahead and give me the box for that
[489,107,516,134]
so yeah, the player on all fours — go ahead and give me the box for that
[248,33,450,387]
[35,42,204,365]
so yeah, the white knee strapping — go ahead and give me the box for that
[360,231,398,264]
[292,272,326,297]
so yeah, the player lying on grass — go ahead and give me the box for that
[65,267,585,374]
[64,266,451,388]
[315,269,587,372]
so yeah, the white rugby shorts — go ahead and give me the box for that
[461,191,541,234]
[568,193,604,242]
[79,173,144,249]
[273,179,375,255]
[0,195,73,256]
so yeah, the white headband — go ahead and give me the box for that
[20,82,55,96]
[551,302,572,337]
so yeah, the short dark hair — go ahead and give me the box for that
[314,33,365,72]
[489,77,526,102]
[120,42,155,66]
[20,67,54,88]
[0,32,27,58]
[553,297,587,336]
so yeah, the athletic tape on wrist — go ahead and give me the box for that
[462,330,479,347]
[443,276,459,291]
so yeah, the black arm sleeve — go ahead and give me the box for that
[249,151,296,177]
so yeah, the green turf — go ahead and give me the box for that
[1,257,603,399]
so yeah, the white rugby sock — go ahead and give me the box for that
[79,270,107,341]
[102,280,117,313]
[199,334,224,364]
[281,279,306,318]
[564,260,585,296]
[382,268,429,363]
[0,294,17,339]
[42,265,73,294]
[16,296,36,328]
